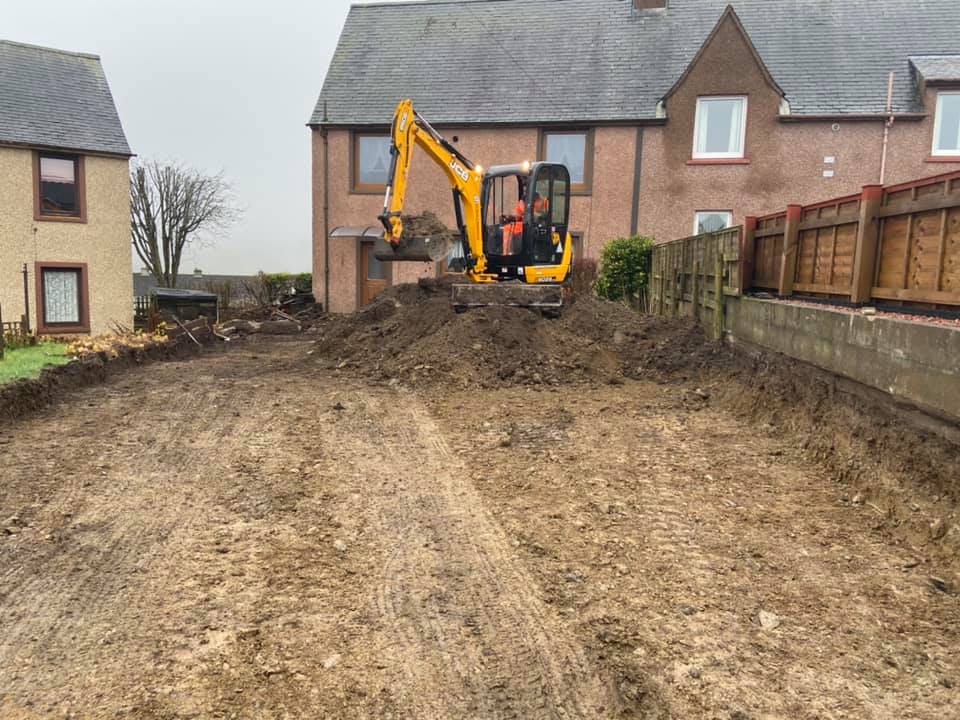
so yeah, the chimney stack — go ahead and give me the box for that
[634,0,667,10]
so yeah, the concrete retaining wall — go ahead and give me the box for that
[724,297,960,422]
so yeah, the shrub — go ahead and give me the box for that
[242,272,314,306]
[293,273,313,292]
[595,235,654,308]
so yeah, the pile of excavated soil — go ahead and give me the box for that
[312,278,684,388]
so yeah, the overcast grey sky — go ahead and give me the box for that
[6,0,382,275]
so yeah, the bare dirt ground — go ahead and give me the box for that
[1,323,957,718]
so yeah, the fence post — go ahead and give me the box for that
[741,216,757,294]
[691,259,700,323]
[0,303,5,360]
[673,244,682,318]
[714,245,724,341]
[659,252,666,315]
[851,183,884,304]
[777,204,802,296]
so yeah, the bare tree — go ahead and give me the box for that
[130,159,240,288]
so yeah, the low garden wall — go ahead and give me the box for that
[725,297,960,422]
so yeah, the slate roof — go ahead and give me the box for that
[910,55,960,83]
[311,0,960,126]
[0,39,131,156]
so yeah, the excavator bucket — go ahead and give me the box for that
[451,283,563,312]
[374,235,453,263]
[375,212,461,263]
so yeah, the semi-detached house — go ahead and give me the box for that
[310,0,960,312]
[0,40,132,336]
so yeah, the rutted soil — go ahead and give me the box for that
[0,337,210,422]
[0,288,957,718]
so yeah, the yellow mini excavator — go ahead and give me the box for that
[377,99,573,311]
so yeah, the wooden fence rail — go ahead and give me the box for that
[742,169,960,308]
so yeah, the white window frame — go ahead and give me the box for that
[693,210,733,235]
[692,96,748,159]
[932,91,960,157]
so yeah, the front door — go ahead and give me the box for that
[360,241,389,305]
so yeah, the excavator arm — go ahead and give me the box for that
[378,99,491,277]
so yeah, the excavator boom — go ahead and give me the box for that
[378,100,485,272]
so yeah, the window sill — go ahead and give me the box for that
[37,325,90,336]
[925,155,960,163]
[350,186,387,196]
[35,214,87,223]
[686,158,751,165]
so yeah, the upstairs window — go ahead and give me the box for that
[352,134,392,191]
[693,96,747,159]
[932,91,960,156]
[35,152,85,220]
[541,130,592,192]
[694,210,732,235]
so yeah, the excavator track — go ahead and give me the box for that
[451,282,563,312]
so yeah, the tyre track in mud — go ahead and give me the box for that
[0,338,655,718]
[0,342,340,716]
[0,359,274,710]
[340,389,628,719]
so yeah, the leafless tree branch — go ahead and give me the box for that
[130,159,241,288]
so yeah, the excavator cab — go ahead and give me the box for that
[480,162,571,282]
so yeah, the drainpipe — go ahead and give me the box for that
[630,126,644,236]
[22,262,30,333]
[879,71,895,185]
[321,102,331,312]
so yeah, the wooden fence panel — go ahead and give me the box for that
[944,207,960,294]
[718,227,741,293]
[656,173,960,310]
[753,214,785,290]
[791,194,860,298]
[907,209,944,291]
[832,223,858,289]
[872,174,960,305]
[650,226,741,340]
[876,213,911,289]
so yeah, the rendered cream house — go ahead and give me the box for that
[0,40,133,336]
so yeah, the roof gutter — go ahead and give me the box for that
[778,112,927,122]
[306,118,669,131]
[0,139,134,159]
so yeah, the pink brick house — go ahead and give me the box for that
[309,0,960,312]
